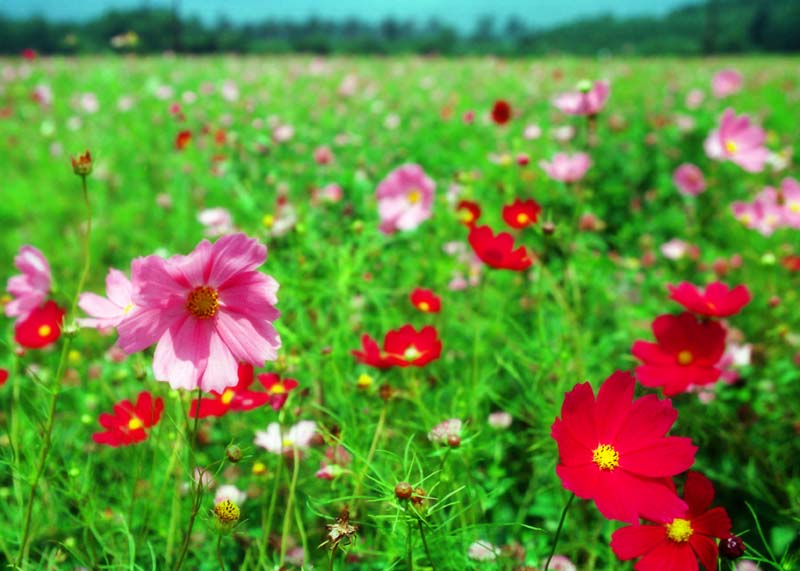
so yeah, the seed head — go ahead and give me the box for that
[71,150,93,177]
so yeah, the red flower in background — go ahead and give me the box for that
[468,225,532,271]
[22,48,38,60]
[667,282,751,318]
[410,288,441,313]
[175,130,192,150]
[782,255,800,271]
[491,100,512,125]
[457,200,481,228]
[93,392,164,447]
[551,371,696,524]
[611,471,731,571]
[502,198,542,229]
[632,313,726,396]
[190,364,271,418]
[0,369,8,387]
[14,300,65,349]
[257,372,299,411]
[353,325,442,369]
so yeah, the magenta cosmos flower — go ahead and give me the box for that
[551,370,696,524]
[117,233,281,393]
[376,164,435,234]
[6,245,51,325]
[540,152,592,183]
[553,80,610,116]
[77,268,134,330]
[673,164,706,196]
[712,69,743,99]
[704,108,768,173]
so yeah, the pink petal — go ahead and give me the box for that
[208,233,267,288]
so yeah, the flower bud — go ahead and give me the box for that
[719,536,746,559]
[71,150,92,177]
[225,444,243,463]
[213,499,240,524]
[394,481,413,500]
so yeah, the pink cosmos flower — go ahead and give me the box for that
[731,187,786,236]
[198,207,235,237]
[6,245,51,324]
[685,89,705,110]
[77,268,134,330]
[704,108,768,173]
[254,420,317,456]
[540,152,592,183]
[673,164,706,196]
[779,177,800,228]
[712,69,743,99]
[428,418,462,445]
[117,233,281,393]
[553,80,610,116]
[376,164,435,234]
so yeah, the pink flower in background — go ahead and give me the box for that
[198,207,235,237]
[376,164,435,234]
[214,484,247,505]
[672,163,706,196]
[117,233,281,393]
[254,420,317,456]
[77,268,134,330]
[313,145,334,165]
[704,108,768,173]
[685,89,705,110]
[312,183,343,204]
[553,80,610,116]
[540,152,592,183]
[428,418,462,445]
[712,69,743,98]
[731,188,785,236]
[780,177,800,227]
[6,245,51,324]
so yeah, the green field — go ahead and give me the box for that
[1,55,799,571]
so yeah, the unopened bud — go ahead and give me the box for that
[719,536,746,559]
[71,150,92,177]
[225,444,243,463]
[446,434,461,448]
[542,221,556,236]
[394,481,413,500]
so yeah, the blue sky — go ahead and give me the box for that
[3,0,693,29]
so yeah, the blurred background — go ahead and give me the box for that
[1,0,799,56]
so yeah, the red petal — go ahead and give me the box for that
[689,533,720,571]
[621,436,697,478]
[611,525,666,560]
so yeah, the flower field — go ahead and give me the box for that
[1,55,799,571]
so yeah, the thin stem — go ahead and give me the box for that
[216,534,226,571]
[544,493,575,571]
[328,546,337,571]
[173,388,205,571]
[353,404,387,514]
[16,173,92,567]
[417,520,435,570]
[406,521,413,571]
[261,415,285,560]
[279,443,301,566]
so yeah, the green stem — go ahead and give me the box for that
[262,412,285,560]
[328,546,337,571]
[216,534,226,571]
[544,493,575,571]
[353,404,387,514]
[406,521,414,571]
[417,520,435,570]
[279,443,301,566]
[16,173,92,567]
[173,388,205,571]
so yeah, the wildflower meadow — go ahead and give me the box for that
[1,54,799,571]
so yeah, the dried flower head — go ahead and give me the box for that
[321,506,359,550]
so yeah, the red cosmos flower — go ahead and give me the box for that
[551,370,697,524]
[502,198,542,229]
[782,255,800,271]
[257,372,299,411]
[611,471,731,571]
[667,282,751,318]
[410,288,441,313]
[632,313,726,396]
[22,48,38,60]
[190,363,271,418]
[93,392,164,447]
[468,225,532,271]
[352,325,442,369]
[457,200,481,228]
[0,369,8,387]
[175,130,192,150]
[491,100,512,125]
[14,300,65,349]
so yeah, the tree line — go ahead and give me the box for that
[1,0,798,56]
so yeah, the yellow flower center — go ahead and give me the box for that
[407,189,422,204]
[666,518,693,543]
[516,213,529,224]
[790,202,800,213]
[592,443,620,471]
[738,213,752,225]
[186,286,219,319]
[459,210,475,223]
[677,350,694,365]
[262,213,274,228]
[357,373,373,388]
[123,303,134,315]
[418,301,430,312]
[404,346,421,361]
[282,437,294,449]
[220,389,235,405]
[724,140,738,154]
[38,324,52,337]
[213,499,240,523]
[128,417,144,430]
[269,384,286,395]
